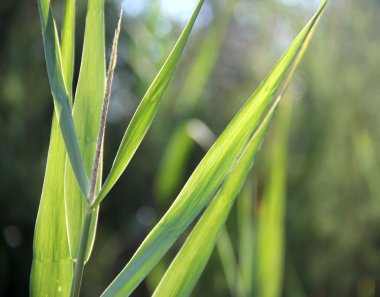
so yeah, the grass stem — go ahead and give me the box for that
[69,10,123,296]
[70,207,93,297]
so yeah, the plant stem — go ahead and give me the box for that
[69,11,123,297]
[70,207,93,297]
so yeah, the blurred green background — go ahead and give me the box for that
[1,0,380,296]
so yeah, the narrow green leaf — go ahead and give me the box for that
[217,227,246,297]
[30,115,73,297]
[151,93,277,297]
[61,0,75,93]
[154,123,195,203]
[237,180,255,296]
[255,98,292,297]
[101,2,327,296]
[155,118,214,203]
[174,0,235,114]
[37,0,89,198]
[94,0,206,205]
[155,0,234,201]
[64,0,106,261]
[30,0,77,294]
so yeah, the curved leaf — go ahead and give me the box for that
[30,0,76,295]
[255,97,292,297]
[94,0,205,205]
[152,99,277,297]
[37,0,89,198]
[100,1,327,296]
[64,0,105,262]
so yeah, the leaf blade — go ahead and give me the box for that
[100,2,327,296]
[30,0,77,294]
[255,98,292,297]
[152,101,277,297]
[60,0,75,93]
[37,0,89,198]
[95,0,206,205]
[30,115,73,297]
[64,0,106,261]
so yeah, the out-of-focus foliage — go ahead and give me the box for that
[1,0,380,296]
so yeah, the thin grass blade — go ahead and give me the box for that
[155,0,233,201]
[37,0,89,197]
[255,98,292,297]
[30,116,73,297]
[155,119,215,203]
[237,180,255,296]
[60,0,75,93]
[100,2,327,296]
[64,0,106,261]
[30,1,77,294]
[94,0,205,205]
[174,0,235,114]
[152,100,277,297]
[217,227,246,297]
[154,123,195,204]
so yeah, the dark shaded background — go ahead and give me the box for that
[1,0,380,296]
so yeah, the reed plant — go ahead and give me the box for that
[30,0,328,296]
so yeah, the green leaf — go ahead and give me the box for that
[154,123,195,203]
[155,119,214,203]
[64,0,105,262]
[60,0,75,94]
[151,107,277,297]
[94,0,206,205]
[255,98,292,297]
[237,180,255,296]
[174,0,235,114]
[30,116,73,297]
[100,2,327,296]
[37,0,89,198]
[30,0,77,294]
[155,0,234,201]
[217,227,246,297]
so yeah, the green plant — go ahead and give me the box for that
[30,0,328,296]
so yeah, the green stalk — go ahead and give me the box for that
[70,12,122,297]
[70,207,93,297]
[70,156,100,297]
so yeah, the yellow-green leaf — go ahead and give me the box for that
[30,0,77,294]
[64,0,105,262]
[152,100,277,297]
[94,0,206,206]
[61,0,75,94]
[30,116,73,297]
[255,98,292,297]
[37,0,89,197]
[100,2,327,296]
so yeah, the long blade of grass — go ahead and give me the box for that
[155,0,233,201]
[255,97,292,297]
[30,1,77,294]
[94,0,205,205]
[30,116,73,297]
[217,227,246,297]
[64,0,106,262]
[60,0,75,94]
[69,12,123,297]
[155,119,215,203]
[154,123,195,203]
[174,0,235,114]
[37,0,89,197]
[237,180,255,296]
[152,99,277,297]
[100,2,327,296]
